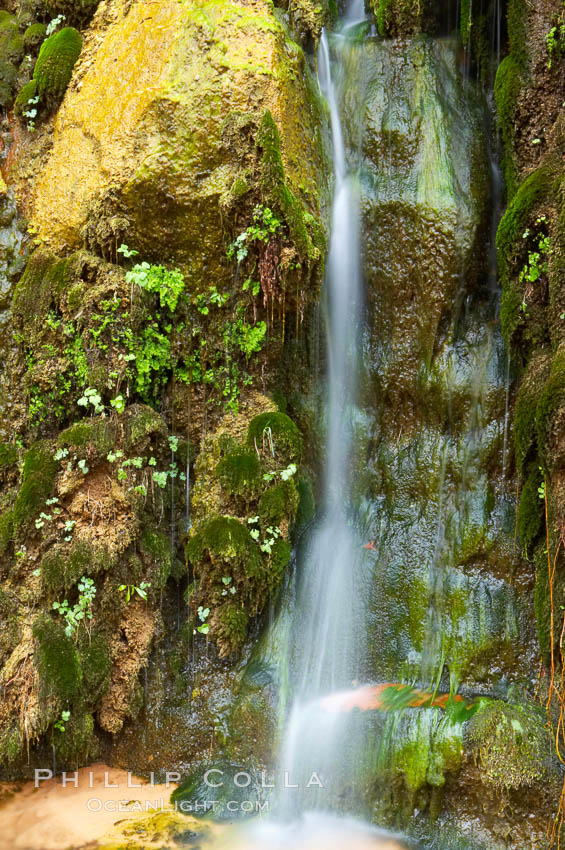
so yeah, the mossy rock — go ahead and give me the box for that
[275,0,331,42]
[138,528,173,589]
[466,699,552,790]
[186,516,260,577]
[213,601,249,656]
[513,351,551,474]
[124,404,167,451]
[256,109,324,267]
[0,59,18,109]
[14,78,38,117]
[535,345,565,468]
[58,417,117,457]
[216,449,262,498]
[497,163,557,283]
[53,710,96,765]
[0,441,17,469]
[247,411,302,462]
[534,541,551,657]
[258,479,299,525]
[23,22,47,51]
[294,473,315,531]
[12,441,58,537]
[13,250,77,337]
[494,55,523,199]
[29,0,329,288]
[267,535,291,584]
[41,539,113,592]
[0,723,22,765]
[0,12,23,108]
[34,615,82,705]
[33,26,82,107]
[78,631,112,704]
[0,587,20,662]
[370,0,424,36]
[516,462,544,554]
[0,15,24,64]
[172,762,262,820]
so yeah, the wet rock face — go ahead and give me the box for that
[356,37,488,409]
[28,0,328,286]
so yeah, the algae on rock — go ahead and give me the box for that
[27,0,330,295]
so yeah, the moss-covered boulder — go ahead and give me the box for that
[23,22,47,52]
[465,699,553,791]
[33,26,82,108]
[28,0,329,293]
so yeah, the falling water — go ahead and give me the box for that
[277,17,369,816]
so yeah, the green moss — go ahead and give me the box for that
[466,699,551,790]
[58,418,117,456]
[24,22,47,51]
[13,251,75,336]
[34,615,82,705]
[507,0,529,67]
[460,0,471,45]
[379,709,463,799]
[33,26,82,107]
[535,345,565,467]
[139,528,172,589]
[14,79,38,117]
[294,473,315,532]
[12,441,58,537]
[214,601,249,655]
[534,542,551,656]
[516,463,544,554]
[247,411,302,461]
[124,404,167,450]
[0,16,24,64]
[78,632,112,703]
[258,480,299,525]
[492,0,529,197]
[0,509,14,556]
[513,352,551,474]
[372,0,422,36]
[216,449,261,497]
[0,723,22,765]
[0,59,17,109]
[497,164,558,344]
[41,540,113,592]
[494,56,523,199]
[54,711,95,764]
[256,110,323,265]
[187,516,260,576]
[268,536,291,583]
[0,13,24,108]
[0,441,17,468]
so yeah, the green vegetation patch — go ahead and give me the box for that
[466,699,552,790]
[216,449,262,497]
[34,615,82,705]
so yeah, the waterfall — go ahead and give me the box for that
[276,18,370,817]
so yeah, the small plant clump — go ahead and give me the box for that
[52,576,96,639]
[546,1,565,68]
